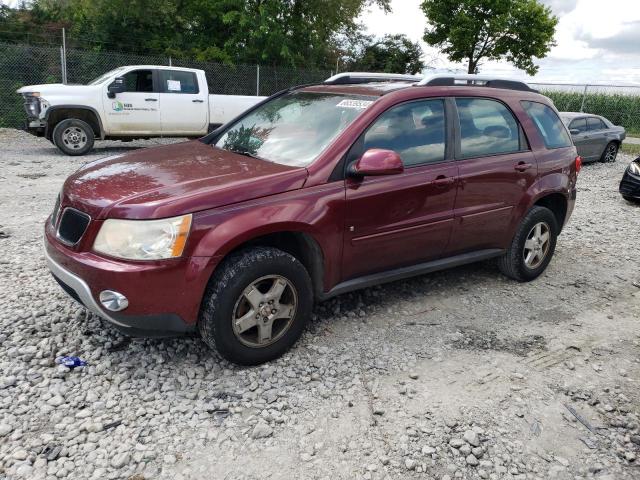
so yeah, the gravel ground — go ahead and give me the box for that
[1,129,639,480]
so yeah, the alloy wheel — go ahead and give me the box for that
[604,143,618,163]
[523,221,551,269]
[231,275,298,348]
[61,126,88,150]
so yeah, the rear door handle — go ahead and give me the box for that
[433,175,455,187]
[514,162,533,172]
[192,99,204,103]
[145,98,158,102]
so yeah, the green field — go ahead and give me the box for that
[542,90,640,137]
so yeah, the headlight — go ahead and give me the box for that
[629,162,640,176]
[93,214,192,260]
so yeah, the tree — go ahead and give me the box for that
[420,0,557,75]
[0,0,392,69]
[348,34,425,74]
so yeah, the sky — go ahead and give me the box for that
[360,0,640,85]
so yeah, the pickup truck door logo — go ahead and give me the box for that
[112,101,124,112]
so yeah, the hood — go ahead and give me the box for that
[61,141,308,220]
[16,84,95,95]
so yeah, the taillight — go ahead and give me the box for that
[575,156,582,173]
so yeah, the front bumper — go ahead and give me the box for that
[44,221,219,337]
[619,170,640,199]
[45,247,194,336]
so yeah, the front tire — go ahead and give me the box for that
[199,247,313,365]
[600,141,618,163]
[52,118,95,156]
[498,206,559,282]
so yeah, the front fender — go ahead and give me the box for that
[188,183,346,292]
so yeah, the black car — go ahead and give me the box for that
[620,157,640,202]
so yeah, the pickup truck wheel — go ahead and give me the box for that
[199,247,313,365]
[600,142,618,163]
[498,206,558,282]
[52,119,95,156]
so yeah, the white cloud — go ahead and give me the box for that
[360,0,640,84]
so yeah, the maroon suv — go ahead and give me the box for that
[45,74,580,364]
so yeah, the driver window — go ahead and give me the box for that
[456,98,521,158]
[123,70,154,93]
[362,99,446,167]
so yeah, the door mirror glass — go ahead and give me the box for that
[107,77,126,98]
[350,149,404,177]
[569,128,580,135]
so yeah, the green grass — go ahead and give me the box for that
[542,90,640,136]
[621,143,640,157]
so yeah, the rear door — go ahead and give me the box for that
[587,116,609,159]
[342,98,458,280]
[446,97,537,256]
[568,117,593,158]
[103,69,161,134]
[158,69,208,135]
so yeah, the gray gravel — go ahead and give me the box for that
[1,128,639,480]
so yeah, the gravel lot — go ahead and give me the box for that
[1,129,639,480]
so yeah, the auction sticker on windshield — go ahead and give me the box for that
[337,99,374,109]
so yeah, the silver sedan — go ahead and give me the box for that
[560,112,626,163]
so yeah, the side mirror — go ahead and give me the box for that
[569,129,580,135]
[349,149,404,177]
[107,77,125,98]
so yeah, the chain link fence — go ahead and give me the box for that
[0,41,332,128]
[532,83,640,136]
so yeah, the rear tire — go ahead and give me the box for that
[199,247,313,365]
[498,206,559,282]
[600,141,618,163]
[52,118,95,156]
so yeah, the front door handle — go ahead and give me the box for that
[514,162,533,172]
[433,175,455,187]
[192,99,204,103]
[145,98,158,102]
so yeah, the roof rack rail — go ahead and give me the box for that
[417,74,538,93]
[324,72,422,85]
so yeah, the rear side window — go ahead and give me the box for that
[160,70,199,94]
[587,117,606,130]
[521,101,572,149]
[123,70,154,92]
[363,99,446,167]
[569,118,587,133]
[456,98,521,158]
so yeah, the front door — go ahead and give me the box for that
[446,97,538,255]
[342,99,458,280]
[158,69,208,135]
[103,69,161,134]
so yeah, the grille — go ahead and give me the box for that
[51,195,61,226]
[57,208,91,245]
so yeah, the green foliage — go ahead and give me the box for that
[0,0,391,69]
[346,34,425,74]
[543,90,640,137]
[421,0,557,75]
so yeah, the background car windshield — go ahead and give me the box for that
[215,92,375,167]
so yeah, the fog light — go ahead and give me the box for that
[99,290,129,312]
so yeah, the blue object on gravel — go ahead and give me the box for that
[55,356,87,368]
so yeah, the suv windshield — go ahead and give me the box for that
[87,67,126,85]
[214,91,375,167]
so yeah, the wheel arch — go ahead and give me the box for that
[207,229,326,301]
[45,106,104,140]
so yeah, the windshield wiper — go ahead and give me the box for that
[226,148,267,161]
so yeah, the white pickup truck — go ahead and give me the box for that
[17,65,266,155]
